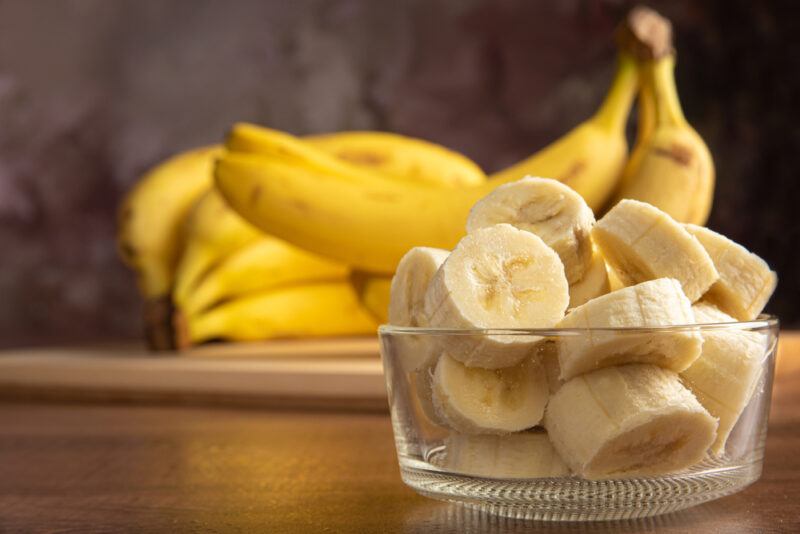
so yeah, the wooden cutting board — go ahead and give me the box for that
[0,337,388,411]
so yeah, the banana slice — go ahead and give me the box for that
[592,199,718,301]
[443,431,570,478]
[681,302,767,454]
[568,248,610,308]
[388,247,450,373]
[432,353,549,434]
[684,224,777,321]
[557,278,702,380]
[544,364,718,479]
[540,340,564,394]
[466,177,595,284]
[424,224,569,369]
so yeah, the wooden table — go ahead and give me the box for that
[1,335,798,533]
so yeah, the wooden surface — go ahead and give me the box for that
[0,334,798,533]
[0,338,384,410]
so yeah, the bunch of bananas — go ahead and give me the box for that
[117,7,714,350]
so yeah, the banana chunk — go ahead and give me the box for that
[466,177,595,284]
[424,224,569,369]
[443,431,570,478]
[432,354,549,434]
[388,247,450,373]
[592,199,719,301]
[684,224,777,321]
[545,364,718,479]
[681,303,767,454]
[557,278,702,380]
[568,248,610,309]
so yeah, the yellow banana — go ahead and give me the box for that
[117,146,220,299]
[215,55,637,273]
[307,131,486,187]
[610,54,714,224]
[172,189,263,309]
[182,236,349,317]
[351,274,392,323]
[178,282,378,347]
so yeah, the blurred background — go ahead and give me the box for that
[0,0,796,348]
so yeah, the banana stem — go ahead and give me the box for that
[648,55,689,127]
[591,54,639,133]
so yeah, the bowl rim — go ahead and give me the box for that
[378,314,779,336]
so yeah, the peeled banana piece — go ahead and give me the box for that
[424,224,569,369]
[568,248,610,309]
[432,354,549,434]
[443,432,570,478]
[466,176,595,284]
[557,278,701,380]
[681,303,767,454]
[181,282,377,346]
[545,364,718,479]
[684,224,777,321]
[592,199,719,301]
[388,247,450,373]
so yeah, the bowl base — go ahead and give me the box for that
[399,456,762,521]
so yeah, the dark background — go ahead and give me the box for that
[0,0,796,347]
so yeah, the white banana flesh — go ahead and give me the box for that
[568,248,610,309]
[466,177,595,284]
[388,247,450,374]
[592,199,719,301]
[681,302,767,454]
[684,224,777,321]
[443,431,570,478]
[545,364,718,480]
[432,354,549,434]
[424,224,569,369]
[556,278,702,380]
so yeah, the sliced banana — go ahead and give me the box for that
[684,224,777,321]
[568,248,610,309]
[681,302,767,454]
[557,278,702,380]
[544,364,718,480]
[592,199,718,301]
[432,353,549,434]
[466,177,595,284]
[389,247,450,373]
[540,340,564,395]
[424,223,569,369]
[443,431,570,478]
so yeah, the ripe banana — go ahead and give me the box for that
[466,177,595,284]
[424,224,569,369]
[684,224,777,321]
[182,236,349,317]
[568,248,610,309]
[592,199,719,301]
[489,54,639,211]
[215,53,638,274]
[544,364,718,479]
[557,278,701,380]
[172,189,263,310]
[432,354,549,434]
[117,146,219,299]
[443,431,570,478]
[681,302,767,454]
[179,282,377,346]
[611,53,714,224]
[307,131,487,187]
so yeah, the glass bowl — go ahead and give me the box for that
[379,317,779,521]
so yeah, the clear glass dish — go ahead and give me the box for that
[379,317,779,521]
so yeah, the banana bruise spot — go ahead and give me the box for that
[249,184,262,207]
[557,160,587,186]
[653,143,693,166]
[334,149,389,166]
